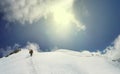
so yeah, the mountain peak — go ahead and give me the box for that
[0,49,120,74]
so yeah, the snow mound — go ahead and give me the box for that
[55,49,101,57]
[0,49,120,74]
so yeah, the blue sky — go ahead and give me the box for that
[0,0,120,55]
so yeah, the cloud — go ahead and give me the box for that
[0,0,86,31]
[0,42,40,57]
[25,42,40,52]
[104,35,120,60]
[0,43,20,57]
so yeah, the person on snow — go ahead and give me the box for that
[29,49,33,57]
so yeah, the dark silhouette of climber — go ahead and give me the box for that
[29,49,33,56]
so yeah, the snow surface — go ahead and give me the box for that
[0,49,120,74]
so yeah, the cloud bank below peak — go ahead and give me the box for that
[104,35,120,60]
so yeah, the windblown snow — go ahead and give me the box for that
[0,49,120,74]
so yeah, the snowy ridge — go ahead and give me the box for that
[55,49,101,57]
[0,49,120,74]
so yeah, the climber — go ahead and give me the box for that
[29,49,33,57]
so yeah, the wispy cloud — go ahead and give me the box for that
[0,43,20,57]
[0,0,86,31]
[104,35,120,60]
[0,42,40,57]
[25,42,40,52]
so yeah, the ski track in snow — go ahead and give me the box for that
[27,57,38,74]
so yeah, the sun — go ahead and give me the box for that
[52,7,74,25]
[46,1,86,41]
[49,7,74,39]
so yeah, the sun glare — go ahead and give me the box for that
[49,7,74,39]
[52,7,74,25]
[46,0,85,41]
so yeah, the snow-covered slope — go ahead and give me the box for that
[0,49,120,74]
